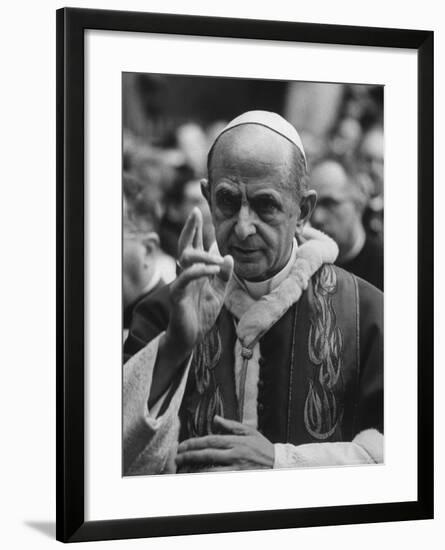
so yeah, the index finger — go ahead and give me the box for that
[178,435,234,453]
[213,415,252,435]
[178,207,199,253]
[192,207,203,250]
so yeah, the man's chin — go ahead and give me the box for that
[234,263,266,282]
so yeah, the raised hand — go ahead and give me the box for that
[165,207,234,356]
[149,208,233,406]
[149,209,233,405]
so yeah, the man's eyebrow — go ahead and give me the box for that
[214,182,241,195]
[249,190,283,203]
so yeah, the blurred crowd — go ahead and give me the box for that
[123,77,384,334]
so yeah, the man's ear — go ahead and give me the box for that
[296,190,317,231]
[200,178,210,205]
[141,232,160,257]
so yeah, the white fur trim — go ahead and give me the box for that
[353,429,384,463]
[273,429,383,469]
[225,227,339,350]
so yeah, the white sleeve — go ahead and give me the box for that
[273,429,383,469]
[123,332,192,475]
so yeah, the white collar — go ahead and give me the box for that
[209,239,299,300]
[224,228,339,350]
[235,239,299,299]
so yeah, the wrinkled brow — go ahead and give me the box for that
[214,181,242,194]
[248,190,283,202]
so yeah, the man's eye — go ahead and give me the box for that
[216,192,240,214]
[318,198,341,209]
[253,199,279,215]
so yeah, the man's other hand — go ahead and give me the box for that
[175,415,274,471]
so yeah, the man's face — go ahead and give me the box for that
[206,125,302,281]
[122,231,157,307]
[123,235,147,307]
[310,161,360,250]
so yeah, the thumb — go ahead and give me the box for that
[218,255,234,283]
[211,255,234,297]
[213,415,251,435]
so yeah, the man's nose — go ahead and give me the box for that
[234,204,256,240]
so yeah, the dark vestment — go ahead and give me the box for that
[123,279,166,330]
[124,265,383,447]
[338,235,384,291]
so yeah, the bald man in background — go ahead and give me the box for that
[311,158,383,291]
[123,111,383,475]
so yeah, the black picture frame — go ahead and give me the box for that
[56,6,434,543]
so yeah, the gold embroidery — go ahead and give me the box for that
[186,327,223,437]
[305,265,343,439]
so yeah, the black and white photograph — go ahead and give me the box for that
[122,73,384,476]
[0,0,438,546]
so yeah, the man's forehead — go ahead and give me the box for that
[214,178,287,195]
[211,163,297,202]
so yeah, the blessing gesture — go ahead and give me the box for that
[167,207,234,354]
[149,208,233,403]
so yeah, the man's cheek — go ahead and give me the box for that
[214,222,232,253]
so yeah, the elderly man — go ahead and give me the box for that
[123,111,383,475]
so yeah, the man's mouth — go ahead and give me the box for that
[231,245,261,256]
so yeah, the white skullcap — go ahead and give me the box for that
[210,110,307,168]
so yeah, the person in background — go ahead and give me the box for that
[359,125,384,197]
[357,125,384,237]
[310,158,383,291]
[160,165,215,257]
[176,122,209,177]
[329,117,363,162]
[123,173,175,340]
